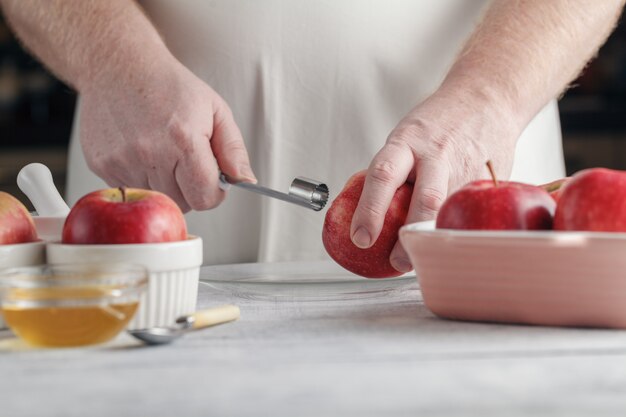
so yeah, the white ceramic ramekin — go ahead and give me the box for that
[0,241,47,328]
[46,237,203,329]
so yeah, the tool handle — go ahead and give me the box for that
[189,305,240,329]
[17,163,70,216]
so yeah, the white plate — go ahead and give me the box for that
[200,260,417,301]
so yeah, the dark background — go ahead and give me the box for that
[0,14,625,210]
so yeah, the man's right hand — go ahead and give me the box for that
[79,59,256,212]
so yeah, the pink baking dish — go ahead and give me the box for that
[399,221,626,329]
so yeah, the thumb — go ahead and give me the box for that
[210,104,257,183]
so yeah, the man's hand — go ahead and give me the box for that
[80,59,255,212]
[351,87,519,273]
[0,0,256,212]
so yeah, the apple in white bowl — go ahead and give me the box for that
[0,191,38,244]
[52,187,201,330]
[62,187,187,244]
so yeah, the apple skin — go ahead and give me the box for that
[0,191,38,244]
[436,180,556,230]
[322,171,413,279]
[554,168,626,232]
[540,177,570,203]
[62,188,187,244]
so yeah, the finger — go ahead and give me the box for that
[350,141,414,249]
[210,105,256,183]
[389,159,449,273]
[148,171,191,213]
[175,135,226,211]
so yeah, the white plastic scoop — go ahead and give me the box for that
[17,163,70,216]
[17,163,70,241]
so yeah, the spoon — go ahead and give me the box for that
[129,304,240,345]
[17,163,70,216]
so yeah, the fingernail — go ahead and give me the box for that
[352,226,371,249]
[391,257,413,273]
[239,166,257,183]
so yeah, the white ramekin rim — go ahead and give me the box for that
[0,241,46,269]
[46,236,203,272]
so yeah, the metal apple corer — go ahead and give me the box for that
[218,173,329,211]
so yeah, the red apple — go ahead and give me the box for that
[540,177,570,203]
[62,188,187,244]
[0,191,38,244]
[554,168,626,232]
[322,170,412,278]
[436,162,556,230]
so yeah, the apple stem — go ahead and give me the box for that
[119,186,127,203]
[486,160,498,187]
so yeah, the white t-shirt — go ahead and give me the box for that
[66,0,565,265]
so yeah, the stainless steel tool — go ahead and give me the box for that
[128,304,240,345]
[219,174,329,211]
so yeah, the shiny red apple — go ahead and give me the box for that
[62,188,187,244]
[554,168,626,232]
[540,177,570,203]
[322,170,413,278]
[436,162,556,230]
[0,191,38,244]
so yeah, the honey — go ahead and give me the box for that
[1,287,139,347]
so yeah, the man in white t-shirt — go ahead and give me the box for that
[1,0,623,269]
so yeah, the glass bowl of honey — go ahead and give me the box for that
[0,263,148,348]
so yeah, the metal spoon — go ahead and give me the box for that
[128,304,240,345]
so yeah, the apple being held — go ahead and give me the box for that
[554,168,626,232]
[62,187,187,244]
[436,161,556,230]
[0,191,38,244]
[322,170,413,278]
[540,177,570,203]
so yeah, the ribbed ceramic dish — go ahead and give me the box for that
[0,241,46,328]
[0,241,46,270]
[399,221,626,329]
[46,237,203,329]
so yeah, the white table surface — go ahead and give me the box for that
[2,260,626,417]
